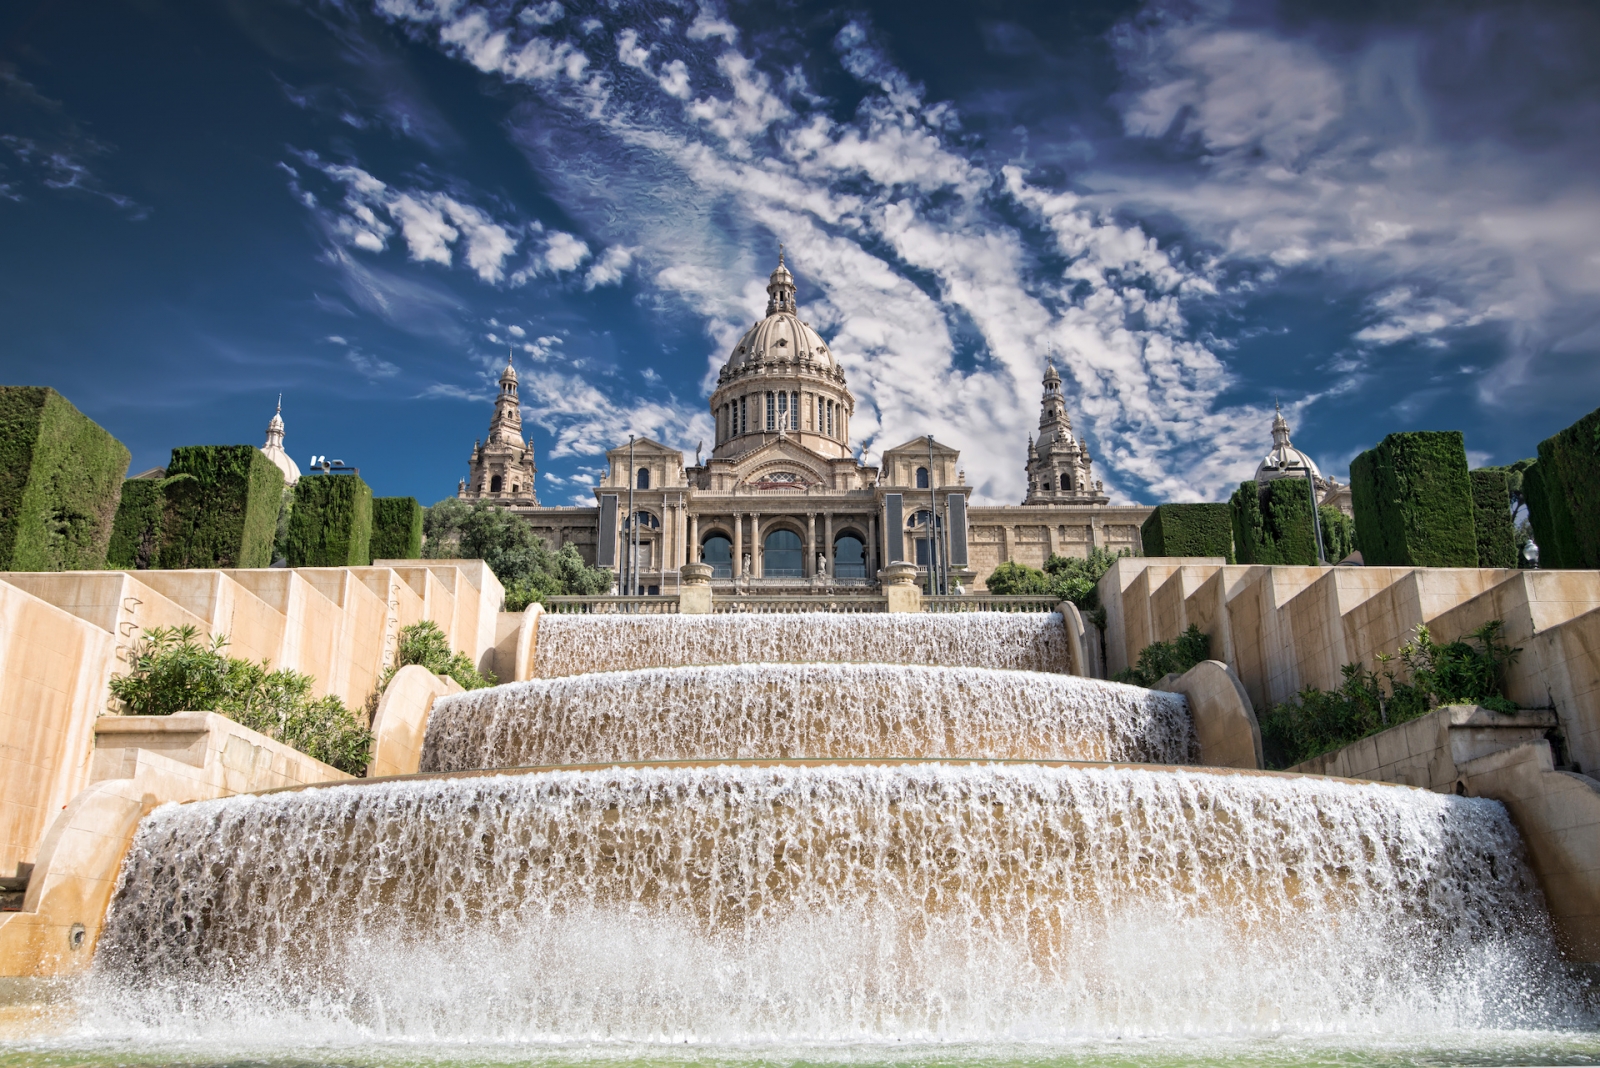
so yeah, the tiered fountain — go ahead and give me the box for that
[74,611,1594,1055]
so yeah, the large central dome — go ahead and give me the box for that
[723,256,835,372]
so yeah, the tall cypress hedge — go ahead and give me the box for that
[1524,458,1577,568]
[287,473,373,567]
[1349,431,1477,567]
[1530,405,1600,568]
[1469,468,1517,569]
[1231,478,1319,565]
[0,386,130,571]
[106,476,166,569]
[370,496,423,560]
[159,445,285,569]
[1140,503,1233,560]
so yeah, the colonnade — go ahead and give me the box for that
[694,510,879,580]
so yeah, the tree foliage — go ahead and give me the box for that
[424,498,611,610]
[985,548,1127,619]
[1258,620,1522,769]
[108,625,370,775]
[381,620,496,692]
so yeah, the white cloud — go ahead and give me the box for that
[584,245,633,289]
[346,349,400,379]
[508,324,525,337]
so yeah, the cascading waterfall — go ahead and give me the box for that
[94,763,1580,1041]
[420,664,1193,772]
[530,611,1072,677]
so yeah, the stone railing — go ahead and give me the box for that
[542,596,681,614]
[925,595,1062,613]
[713,595,889,614]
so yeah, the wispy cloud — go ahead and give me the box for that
[0,65,147,217]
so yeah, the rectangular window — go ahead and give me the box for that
[817,396,823,431]
[778,392,788,416]
[792,392,799,427]
[827,401,834,438]
[766,392,775,430]
[740,397,747,434]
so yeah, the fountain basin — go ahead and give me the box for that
[421,663,1193,771]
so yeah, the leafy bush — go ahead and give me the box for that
[1349,431,1477,567]
[108,625,370,775]
[985,560,1053,596]
[1112,624,1211,687]
[286,473,372,567]
[1523,457,1578,568]
[159,445,284,569]
[424,498,611,610]
[1258,620,1522,769]
[0,386,130,571]
[986,548,1126,621]
[1531,406,1600,568]
[1140,504,1233,560]
[1469,468,1517,569]
[381,620,496,692]
[371,496,424,560]
[107,476,166,570]
[1232,479,1319,565]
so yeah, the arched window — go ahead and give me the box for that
[1060,473,1072,491]
[701,535,733,578]
[833,533,866,579]
[763,529,803,578]
[915,466,929,489]
[637,467,650,489]
[511,484,519,495]
[490,475,503,493]
[633,511,660,529]
[911,509,937,567]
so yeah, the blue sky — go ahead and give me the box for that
[3,0,1597,506]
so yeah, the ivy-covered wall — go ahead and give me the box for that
[370,496,423,560]
[158,445,285,569]
[1533,405,1600,568]
[286,473,373,567]
[1140,503,1233,560]
[1469,468,1517,569]
[1231,478,1318,565]
[0,386,130,571]
[1349,431,1477,567]
[106,476,166,569]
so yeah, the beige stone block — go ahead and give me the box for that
[369,665,464,777]
[1157,659,1261,769]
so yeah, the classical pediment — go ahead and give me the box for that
[729,438,836,489]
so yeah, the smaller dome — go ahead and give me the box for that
[1255,405,1323,485]
[261,396,300,487]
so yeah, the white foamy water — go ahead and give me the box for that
[531,612,1071,677]
[420,664,1192,771]
[89,763,1583,1042]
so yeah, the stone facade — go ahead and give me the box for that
[477,256,1149,592]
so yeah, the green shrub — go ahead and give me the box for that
[286,473,373,567]
[985,549,1126,625]
[1470,468,1517,569]
[1112,624,1211,688]
[1533,406,1600,568]
[159,445,284,569]
[986,560,1053,596]
[107,476,166,570]
[1140,503,1233,560]
[371,496,424,560]
[1319,505,1358,563]
[108,624,370,775]
[1258,620,1521,769]
[1349,431,1477,567]
[0,386,130,571]
[424,498,611,610]
[1523,458,1576,568]
[1231,479,1318,565]
[380,619,496,692]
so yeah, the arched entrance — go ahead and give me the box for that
[833,533,866,579]
[762,529,803,578]
[701,534,733,578]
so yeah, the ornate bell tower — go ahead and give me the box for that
[460,353,539,503]
[1023,360,1107,505]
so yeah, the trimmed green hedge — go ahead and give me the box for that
[1231,479,1318,565]
[286,473,373,567]
[1524,458,1577,568]
[370,496,423,560]
[107,476,166,569]
[1532,406,1600,568]
[1140,503,1233,560]
[1469,468,1517,569]
[1349,431,1476,567]
[158,446,285,569]
[0,386,130,571]
[1319,505,1358,563]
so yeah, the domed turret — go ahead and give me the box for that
[261,395,300,487]
[1255,404,1325,486]
[710,250,855,462]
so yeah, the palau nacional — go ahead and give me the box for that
[448,254,1337,595]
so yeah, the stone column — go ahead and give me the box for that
[824,513,834,576]
[752,513,764,577]
[1001,524,1012,564]
[806,513,816,578]
[689,512,699,563]
[868,515,877,576]
[733,512,743,578]
[679,562,714,614]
